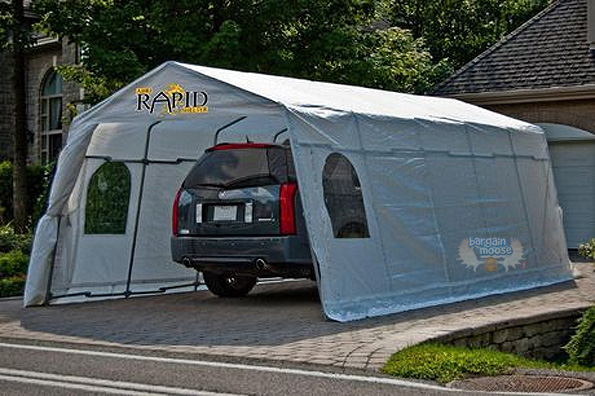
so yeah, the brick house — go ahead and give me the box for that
[435,0,595,248]
[0,2,81,164]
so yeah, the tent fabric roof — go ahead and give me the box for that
[183,63,540,130]
[434,0,595,95]
[72,61,540,134]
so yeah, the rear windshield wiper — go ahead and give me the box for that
[223,174,279,189]
[186,183,225,189]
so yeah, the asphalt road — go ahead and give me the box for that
[0,339,571,396]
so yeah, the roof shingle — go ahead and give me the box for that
[434,0,595,95]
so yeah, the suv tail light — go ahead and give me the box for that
[279,183,297,235]
[172,187,182,236]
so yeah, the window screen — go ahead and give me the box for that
[85,162,131,234]
[322,153,369,238]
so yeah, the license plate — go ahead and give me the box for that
[213,205,238,221]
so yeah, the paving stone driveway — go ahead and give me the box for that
[0,263,593,372]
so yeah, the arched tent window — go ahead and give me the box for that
[85,162,131,234]
[322,153,370,238]
[40,69,63,164]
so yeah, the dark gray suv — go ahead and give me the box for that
[171,142,314,297]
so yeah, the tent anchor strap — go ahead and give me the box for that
[48,281,202,301]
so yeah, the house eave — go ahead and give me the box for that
[441,84,595,105]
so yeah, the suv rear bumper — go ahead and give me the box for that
[171,235,313,278]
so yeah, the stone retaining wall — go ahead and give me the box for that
[434,308,585,360]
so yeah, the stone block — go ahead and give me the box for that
[468,335,483,348]
[541,331,565,347]
[515,337,531,355]
[507,327,525,341]
[501,341,514,353]
[523,324,542,337]
[479,332,493,346]
[527,335,542,351]
[493,329,509,344]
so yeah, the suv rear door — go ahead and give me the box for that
[176,145,295,236]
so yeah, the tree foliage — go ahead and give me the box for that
[0,2,11,49]
[33,0,448,102]
[0,1,23,50]
[1,0,37,51]
[23,0,553,104]
[383,0,552,70]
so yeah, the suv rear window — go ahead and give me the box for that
[184,147,288,188]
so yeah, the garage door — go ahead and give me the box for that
[548,141,595,248]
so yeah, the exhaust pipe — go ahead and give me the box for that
[255,258,268,271]
[182,257,192,268]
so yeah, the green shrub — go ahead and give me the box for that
[0,249,29,277]
[28,163,50,227]
[578,238,595,261]
[564,307,595,367]
[0,223,32,254]
[0,160,54,227]
[0,274,26,297]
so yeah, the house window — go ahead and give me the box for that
[322,153,370,238]
[85,162,131,234]
[40,69,63,164]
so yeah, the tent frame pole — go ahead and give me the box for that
[272,128,288,143]
[125,120,162,297]
[212,116,247,146]
[49,280,202,301]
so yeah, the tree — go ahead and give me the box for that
[1,0,31,233]
[384,0,552,71]
[33,0,446,104]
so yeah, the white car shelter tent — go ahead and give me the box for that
[25,61,574,322]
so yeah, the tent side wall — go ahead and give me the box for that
[287,109,572,321]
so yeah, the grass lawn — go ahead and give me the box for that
[382,343,594,384]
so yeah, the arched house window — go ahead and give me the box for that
[40,69,63,164]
